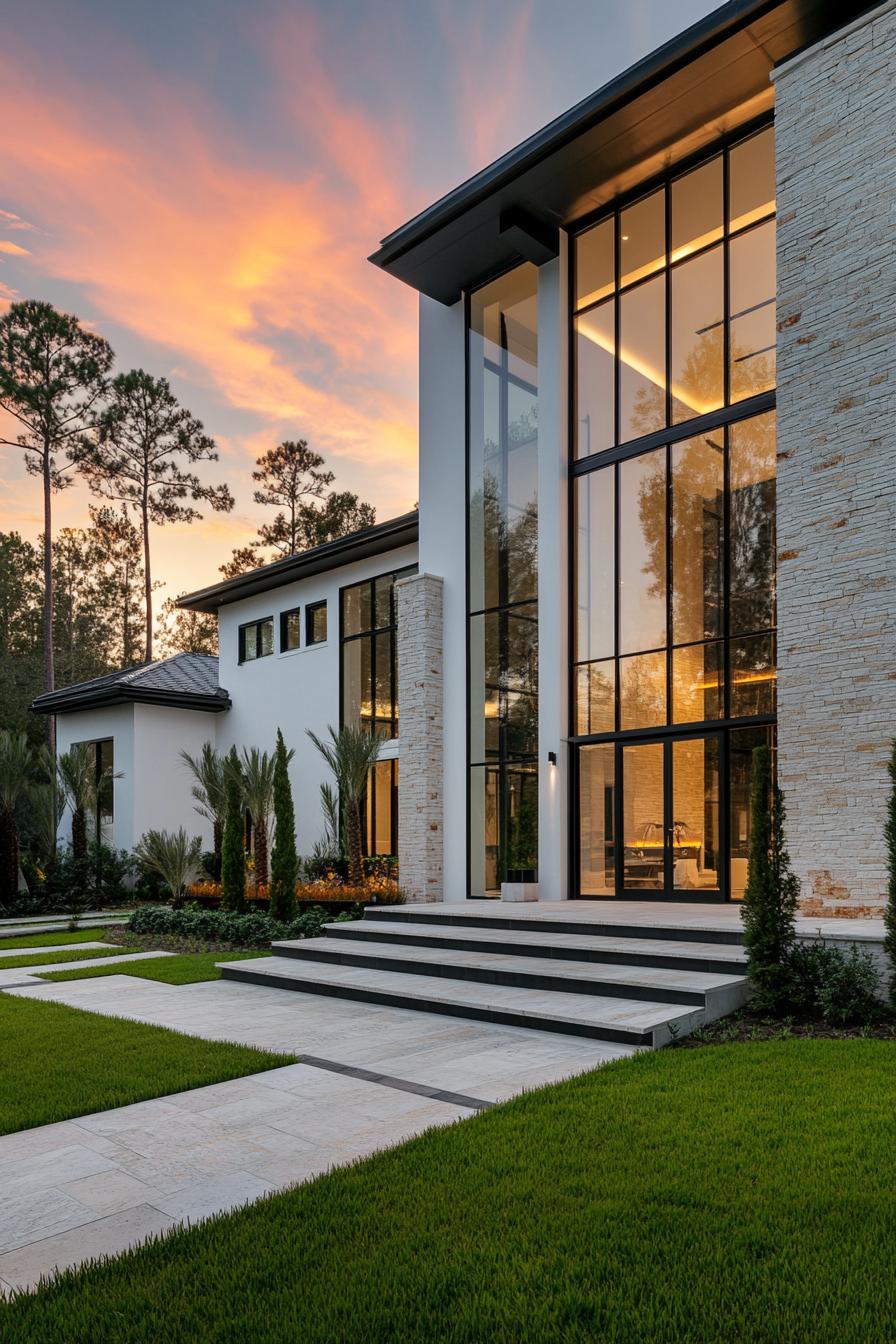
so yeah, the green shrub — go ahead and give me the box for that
[127,902,351,948]
[786,941,882,1025]
[741,745,800,1013]
[884,740,896,1008]
[268,729,297,923]
[220,747,246,913]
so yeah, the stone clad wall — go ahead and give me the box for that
[773,0,896,911]
[396,574,444,902]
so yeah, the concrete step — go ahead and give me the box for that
[361,905,745,946]
[323,918,748,976]
[218,955,712,1048]
[273,935,748,1015]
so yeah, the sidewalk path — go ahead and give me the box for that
[1,973,632,1292]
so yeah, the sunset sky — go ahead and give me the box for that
[1,0,716,602]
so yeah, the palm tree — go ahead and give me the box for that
[239,747,276,892]
[320,781,341,855]
[56,744,120,860]
[134,828,203,902]
[307,725,383,886]
[28,766,65,872]
[56,743,99,860]
[180,743,227,875]
[0,731,33,903]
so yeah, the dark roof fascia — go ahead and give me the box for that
[31,687,231,716]
[369,0,871,301]
[177,511,419,614]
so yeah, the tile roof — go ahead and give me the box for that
[31,653,230,715]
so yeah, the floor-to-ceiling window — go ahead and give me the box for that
[340,566,415,858]
[468,264,539,897]
[572,121,776,900]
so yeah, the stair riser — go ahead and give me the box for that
[325,925,746,977]
[276,944,708,1006]
[219,964,660,1047]
[363,908,744,946]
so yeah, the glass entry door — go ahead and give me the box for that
[580,733,722,899]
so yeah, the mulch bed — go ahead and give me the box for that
[678,1009,896,1047]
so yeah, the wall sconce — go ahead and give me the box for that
[547,751,557,766]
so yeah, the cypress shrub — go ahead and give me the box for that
[220,746,246,913]
[268,728,297,924]
[884,740,896,1007]
[741,744,800,1012]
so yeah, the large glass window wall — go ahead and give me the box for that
[572,122,776,901]
[468,264,539,897]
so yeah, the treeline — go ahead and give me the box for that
[0,299,376,747]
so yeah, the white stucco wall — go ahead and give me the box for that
[215,542,417,857]
[56,704,135,853]
[536,241,570,900]
[131,704,217,852]
[417,294,467,900]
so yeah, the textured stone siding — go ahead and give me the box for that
[774,1,896,910]
[396,574,444,901]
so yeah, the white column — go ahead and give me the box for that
[537,235,570,900]
[417,294,468,901]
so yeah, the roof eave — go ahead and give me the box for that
[177,511,419,614]
[31,687,232,716]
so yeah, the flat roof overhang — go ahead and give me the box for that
[369,0,873,303]
[177,511,419,614]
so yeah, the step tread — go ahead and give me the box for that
[364,906,744,945]
[326,920,749,966]
[218,956,703,1034]
[275,936,746,993]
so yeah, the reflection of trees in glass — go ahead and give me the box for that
[506,768,538,874]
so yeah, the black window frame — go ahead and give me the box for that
[305,600,328,647]
[568,113,778,905]
[280,607,301,653]
[339,566,416,740]
[238,616,274,664]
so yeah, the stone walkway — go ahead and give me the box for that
[0,951,172,991]
[1,975,630,1291]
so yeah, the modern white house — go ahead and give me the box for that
[35,0,896,919]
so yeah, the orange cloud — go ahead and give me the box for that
[0,30,419,494]
[0,240,30,256]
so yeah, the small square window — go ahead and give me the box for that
[239,617,274,663]
[280,608,301,652]
[306,601,327,646]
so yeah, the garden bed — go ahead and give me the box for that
[680,1008,896,1046]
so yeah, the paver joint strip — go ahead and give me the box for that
[299,1054,494,1111]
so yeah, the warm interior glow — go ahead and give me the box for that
[694,669,777,691]
[577,310,719,417]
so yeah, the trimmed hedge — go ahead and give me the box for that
[127,903,358,948]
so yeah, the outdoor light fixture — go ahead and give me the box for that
[548,751,557,766]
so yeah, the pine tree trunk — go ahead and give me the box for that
[42,445,56,754]
[254,818,269,891]
[0,808,19,905]
[347,801,364,887]
[71,807,88,861]
[142,496,152,663]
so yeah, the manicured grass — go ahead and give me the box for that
[0,947,128,971]
[0,929,112,950]
[2,1039,893,1341]
[0,994,294,1136]
[40,950,271,985]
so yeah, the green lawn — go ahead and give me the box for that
[0,946,129,971]
[1,1039,892,1341]
[0,929,113,950]
[40,950,270,985]
[0,994,294,1136]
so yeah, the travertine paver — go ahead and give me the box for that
[1,974,630,1291]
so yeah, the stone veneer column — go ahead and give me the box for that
[773,0,896,911]
[396,573,444,902]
